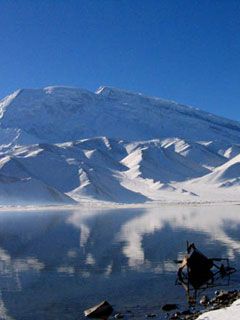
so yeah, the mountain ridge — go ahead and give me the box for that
[1,86,240,142]
[0,85,239,205]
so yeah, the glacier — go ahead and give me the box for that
[0,85,240,205]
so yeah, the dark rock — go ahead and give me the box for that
[170,312,181,319]
[214,290,220,296]
[181,309,192,315]
[215,291,230,303]
[188,296,196,306]
[162,304,178,311]
[199,295,209,306]
[125,310,134,317]
[114,313,124,319]
[84,301,113,319]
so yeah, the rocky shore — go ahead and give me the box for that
[105,289,240,320]
[156,290,240,319]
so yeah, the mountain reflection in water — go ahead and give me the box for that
[0,205,240,319]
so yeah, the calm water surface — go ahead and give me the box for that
[0,205,240,319]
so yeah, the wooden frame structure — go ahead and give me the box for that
[175,242,236,303]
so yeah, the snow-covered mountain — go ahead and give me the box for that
[0,86,240,205]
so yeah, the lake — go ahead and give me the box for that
[0,205,240,319]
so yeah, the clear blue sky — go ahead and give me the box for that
[0,0,239,120]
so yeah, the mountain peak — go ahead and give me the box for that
[96,86,144,99]
[0,85,240,146]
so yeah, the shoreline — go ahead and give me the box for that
[0,200,240,213]
[109,290,240,320]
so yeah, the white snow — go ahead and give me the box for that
[0,85,240,205]
[197,299,240,320]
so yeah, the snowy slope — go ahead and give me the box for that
[0,137,239,204]
[189,153,240,188]
[197,299,240,320]
[0,173,74,205]
[0,86,240,204]
[1,86,240,146]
